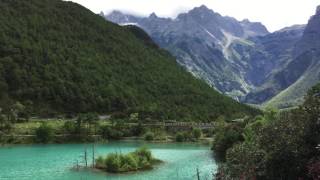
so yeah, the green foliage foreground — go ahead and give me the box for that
[214,83,320,179]
[95,147,161,173]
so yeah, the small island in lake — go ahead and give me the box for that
[95,147,162,173]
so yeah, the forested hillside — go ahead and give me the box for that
[0,0,259,120]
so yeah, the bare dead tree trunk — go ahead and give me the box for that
[76,160,79,171]
[92,144,95,168]
[84,147,88,168]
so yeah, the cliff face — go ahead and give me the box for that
[244,25,305,104]
[295,6,320,56]
[105,5,320,108]
[265,7,320,108]
[106,5,270,100]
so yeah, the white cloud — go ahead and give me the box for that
[68,0,320,32]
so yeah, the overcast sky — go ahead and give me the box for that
[69,0,320,32]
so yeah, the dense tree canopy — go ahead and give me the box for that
[0,0,259,121]
[215,83,320,179]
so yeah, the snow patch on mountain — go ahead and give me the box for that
[120,22,140,27]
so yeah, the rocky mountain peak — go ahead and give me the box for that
[294,5,320,56]
[316,5,320,15]
[149,12,158,19]
[106,10,142,25]
[241,19,250,23]
[198,5,210,11]
[276,24,305,33]
[175,5,216,22]
[240,19,269,36]
[106,10,128,22]
[108,10,123,16]
[189,5,215,15]
[99,11,105,17]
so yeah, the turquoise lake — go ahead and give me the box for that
[0,141,217,180]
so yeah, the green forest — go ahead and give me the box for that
[0,0,259,121]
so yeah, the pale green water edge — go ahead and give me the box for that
[0,141,217,180]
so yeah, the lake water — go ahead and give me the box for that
[0,141,217,180]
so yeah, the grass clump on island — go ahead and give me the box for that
[95,147,162,173]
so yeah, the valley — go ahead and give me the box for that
[0,0,319,179]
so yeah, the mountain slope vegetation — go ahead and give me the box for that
[0,0,259,120]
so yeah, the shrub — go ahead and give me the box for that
[175,133,185,142]
[307,159,320,179]
[63,121,76,134]
[212,124,243,160]
[192,128,202,139]
[153,131,167,141]
[144,132,154,141]
[182,132,192,141]
[35,123,54,143]
[207,128,215,137]
[97,147,159,173]
[100,125,124,140]
[225,143,266,179]
[130,122,146,136]
[135,147,152,161]
[122,154,138,171]
[105,153,121,172]
[95,156,106,169]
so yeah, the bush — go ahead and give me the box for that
[212,124,243,160]
[135,147,152,162]
[216,143,267,179]
[144,132,154,141]
[95,156,106,169]
[122,154,138,171]
[153,131,167,141]
[100,125,124,140]
[63,121,76,134]
[97,147,159,173]
[183,132,192,141]
[206,128,215,137]
[35,123,54,143]
[307,159,320,179]
[130,122,146,136]
[192,128,202,139]
[175,133,185,142]
[105,153,122,172]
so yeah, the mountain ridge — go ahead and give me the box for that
[105,5,269,101]
[264,7,320,108]
[103,5,320,108]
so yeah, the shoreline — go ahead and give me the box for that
[90,159,164,175]
[0,133,212,146]
[0,138,212,147]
